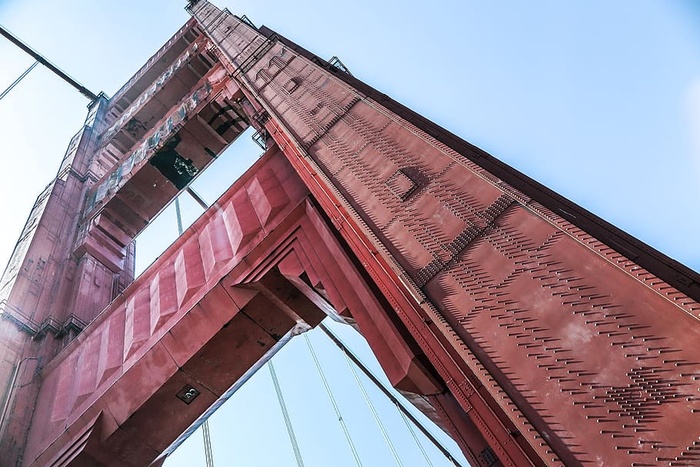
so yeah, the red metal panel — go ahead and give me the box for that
[193,3,700,464]
[18,146,438,466]
[19,149,307,465]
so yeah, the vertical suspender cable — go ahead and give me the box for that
[202,421,215,467]
[174,198,184,236]
[395,401,434,467]
[305,334,363,467]
[342,349,403,466]
[0,60,38,102]
[176,188,209,233]
[269,361,305,467]
[318,323,465,467]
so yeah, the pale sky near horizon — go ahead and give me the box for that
[0,1,699,465]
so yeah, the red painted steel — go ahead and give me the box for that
[1,2,699,466]
[19,148,440,466]
[191,2,700,465]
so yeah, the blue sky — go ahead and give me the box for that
[0,1,698,465]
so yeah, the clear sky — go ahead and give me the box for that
[0,0,699,465]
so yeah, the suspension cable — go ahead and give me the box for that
[305,334,363,467]
[342,347,403,466]
[174,198,184,236]
[202,420,215,467]
[174,187,208,236]
[186,187,209,210]
[318,323,465,467]
[269,361,305,467]
[0,24,97,100]
[0,60,38,102]
[395,400,434,467]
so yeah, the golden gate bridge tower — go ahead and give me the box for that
[1,1,699,465]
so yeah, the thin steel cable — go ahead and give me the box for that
[318,323,464,467]
[202,420,215,467]
[395,401,434,467]
[269,361,305,467]
[0,24,97,99]
[0,60,38,102]
[186,187,209,210]
[305,334,363,467]
[174,197,184,236]
[342,349,403,466]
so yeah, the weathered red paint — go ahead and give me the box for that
[1,2,699,466]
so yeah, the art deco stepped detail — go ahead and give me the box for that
[0,1,699,465]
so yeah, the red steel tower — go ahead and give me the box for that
[0,2,699,465]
